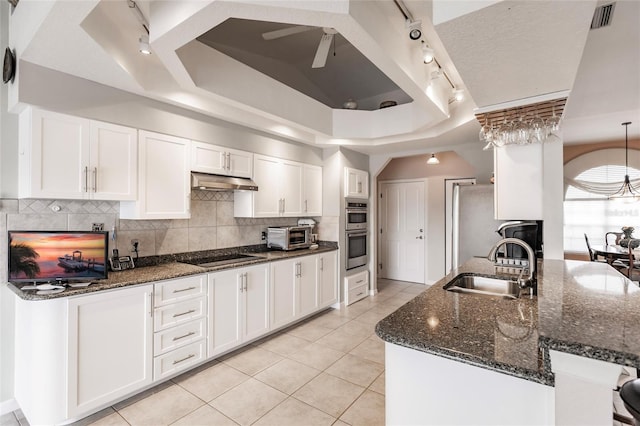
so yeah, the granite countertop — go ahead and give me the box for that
[8,243,338,301]
[375,257,640,386]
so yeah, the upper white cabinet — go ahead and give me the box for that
[18,107,137,200]
[120,131,191,219]
[303,164,323,216]
[494,144,543,220]
[190,141,253,178]
[235,154,322,218]
[344,167,369,199]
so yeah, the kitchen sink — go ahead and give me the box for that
[444,274,521,300]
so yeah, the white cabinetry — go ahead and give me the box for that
[303,164,323,216]
[191,140,253,178]
[494,144,543,220]
[14,284,153,425]
[318,251,338,308]
[120,131,191,219]
[270,256,318,329]
[234,154,321,218]
[344,167,369,199]
[18,107,137,200]
[208,264,270,356]
[152,275,207,381]
[345,270,369,306]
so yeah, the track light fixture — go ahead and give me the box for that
[139,34,151,55]
[407,19,422,40]
[422,42,435,64]
[453,89,464,102]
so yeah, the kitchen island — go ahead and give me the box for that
[376,257,640,425]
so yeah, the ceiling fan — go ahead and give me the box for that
[261,26,338,68]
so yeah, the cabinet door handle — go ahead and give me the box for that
[356,279,364,284]
[173,309,196,318]
[227,152,231,170]
[243,273,248,292]
[356,291,365,297]
[92,167,97,192]
[305,200,308,212]
[173,286,196,293]
[172,331,196,341]
[239,275,243,293]
[149,293,153,317]
[84,166,89,192]
[173,353,195,365]
[358,181,362,193]
[320,258,324,271]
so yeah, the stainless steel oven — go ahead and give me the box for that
[346,199,368,231]
[346,230,368,270]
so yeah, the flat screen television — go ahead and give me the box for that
[8,231,109,283]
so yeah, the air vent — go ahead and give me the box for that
[591,3,615,29]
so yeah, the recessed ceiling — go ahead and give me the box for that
[196,18,413,111]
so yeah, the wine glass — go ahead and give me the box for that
[529,114,546,144]
[545,102,561,142]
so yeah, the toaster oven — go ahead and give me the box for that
[266,226,313,250]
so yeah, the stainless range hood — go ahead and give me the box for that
[191,172,258,191]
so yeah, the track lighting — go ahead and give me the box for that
[453,89,464,102]
[426,153,440,165]
[407,19,422,40]
[139,34,151,55]
[422,43,434,64]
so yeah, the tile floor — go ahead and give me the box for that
[1,279,425,426]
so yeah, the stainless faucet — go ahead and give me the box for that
[487,237,536,288]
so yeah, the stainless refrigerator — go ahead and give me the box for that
[451,183,505,269]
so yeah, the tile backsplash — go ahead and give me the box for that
[1,192,317,280]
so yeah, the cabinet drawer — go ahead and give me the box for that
[346,271,369,290]
[154,317,206,356]
[154,275,206,307]
[153,340,205,381]
[346,284,368,306]
[154,297,206,332]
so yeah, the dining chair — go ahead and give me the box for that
[626,242,640,283]
[605,231,624,246]
[584,233,600,262]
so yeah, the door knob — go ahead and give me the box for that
[416,236,423,239]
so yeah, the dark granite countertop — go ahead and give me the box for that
[8,243,338,301]
[375,257,640,386]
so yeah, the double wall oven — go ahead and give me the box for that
[345,199,369,270]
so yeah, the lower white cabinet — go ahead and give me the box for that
[14,284,154,425]
[318,251,338,308]
[345,270,369,306]
[152,275,207,380]
[208,264,270,357]
[270,255,318,329]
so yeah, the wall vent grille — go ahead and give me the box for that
[591,3,615,29]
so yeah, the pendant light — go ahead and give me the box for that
[609,121,638,202]
[426,153,440,165]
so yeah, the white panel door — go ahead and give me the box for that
[380,181,425,283]
[242,264,270,341]
[296,255,318,318]
[318,251,338,307]
[90,121,137,200]
[191,141,226,175]
[67,284,153,417]
[29,108,90,199]
[209,269,242,356]
[303,164,323,216]
[270,258,297,329]
[253,155,282,217]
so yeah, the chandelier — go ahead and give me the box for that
[609,121,639,202]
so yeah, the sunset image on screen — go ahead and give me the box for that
[9,232,107,281]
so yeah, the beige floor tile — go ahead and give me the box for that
[325,354,385,387]
[307,312,352,329]
[337,320,375,339]
[74,408,127,426]
[401,284,428,295]
[288,342,346,370]
[112,380,173,411]
[174,362,250,402]
[222,346,283,375]
[171,405,238,426]
[353,309,389,325]
[339,390,385,426]
[349,335,385,365]
[332,420,350,426]
[253,397,335,426]
[286,322,334,342]
[293,373,365,418]
[258,332,311,356]
[210,378,287,426]
[316,328,368,353]
[368,372,385,395]
[254,358,321,394]
[117,384,204,426]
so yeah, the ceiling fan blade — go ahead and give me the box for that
[311,33,333,69]
[261,25,314,40]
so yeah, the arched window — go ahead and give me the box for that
[564,148,640,252]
